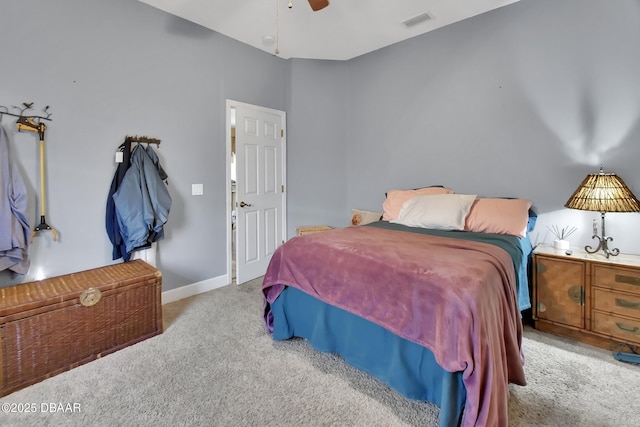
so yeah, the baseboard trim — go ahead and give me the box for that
[161,274,231,305]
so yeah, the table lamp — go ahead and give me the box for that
[564,167,640,258]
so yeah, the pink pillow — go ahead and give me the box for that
[382,187,454,221]
[464,198,532,237]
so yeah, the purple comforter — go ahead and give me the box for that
[262,226,526,427]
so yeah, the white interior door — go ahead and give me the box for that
[231,101,286,284]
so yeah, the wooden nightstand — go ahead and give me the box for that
[296,225,332,236]
[533,244,640,351]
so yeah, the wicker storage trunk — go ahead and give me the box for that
[0,260,162,397]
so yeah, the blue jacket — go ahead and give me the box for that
[0,125,30,274]
[106,138,132,260]
[112,145,171,257]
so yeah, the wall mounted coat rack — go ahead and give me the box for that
[126,135,161,146]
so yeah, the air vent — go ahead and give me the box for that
[402,12,433,28]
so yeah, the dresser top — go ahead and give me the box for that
[534,243,640,268]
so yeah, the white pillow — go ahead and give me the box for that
[391,194,477,230]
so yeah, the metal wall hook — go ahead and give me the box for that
[0,102,53,123]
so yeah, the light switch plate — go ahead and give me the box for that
[192,183,204,196]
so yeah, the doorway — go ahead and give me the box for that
[226,100,286,285]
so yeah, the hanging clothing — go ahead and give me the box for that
[0,124,30,274]
[112,144,171,260]
[145,145,171,242]
[106,137,132,261]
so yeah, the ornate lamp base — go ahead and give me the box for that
[585,212,619,258]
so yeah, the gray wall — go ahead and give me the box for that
[0,0,288,289]
[2,0,640,290]
[285,59,349,237]
[343,0,640,251]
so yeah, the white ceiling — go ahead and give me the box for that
[138,0,520,61]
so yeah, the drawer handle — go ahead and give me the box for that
[616,322,640,334]
[615,274,640,286]
[615,298,640,310]
[568,285,585,305]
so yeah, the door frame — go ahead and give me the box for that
[226,99,287,285]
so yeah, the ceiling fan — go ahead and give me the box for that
[307,0,330,11]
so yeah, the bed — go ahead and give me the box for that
[262,193,535,427]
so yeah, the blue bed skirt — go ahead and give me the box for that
[271,286,466,427]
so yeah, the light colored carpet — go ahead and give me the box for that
[1,277,639,426]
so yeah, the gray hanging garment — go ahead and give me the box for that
[0,124,30,274]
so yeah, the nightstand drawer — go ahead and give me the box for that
[592,311,640,344]
[593,265,640,294]
[592,288,640,319]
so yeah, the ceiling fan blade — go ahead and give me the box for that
[308,0,329,11]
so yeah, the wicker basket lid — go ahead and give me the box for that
[0,260,160,317]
